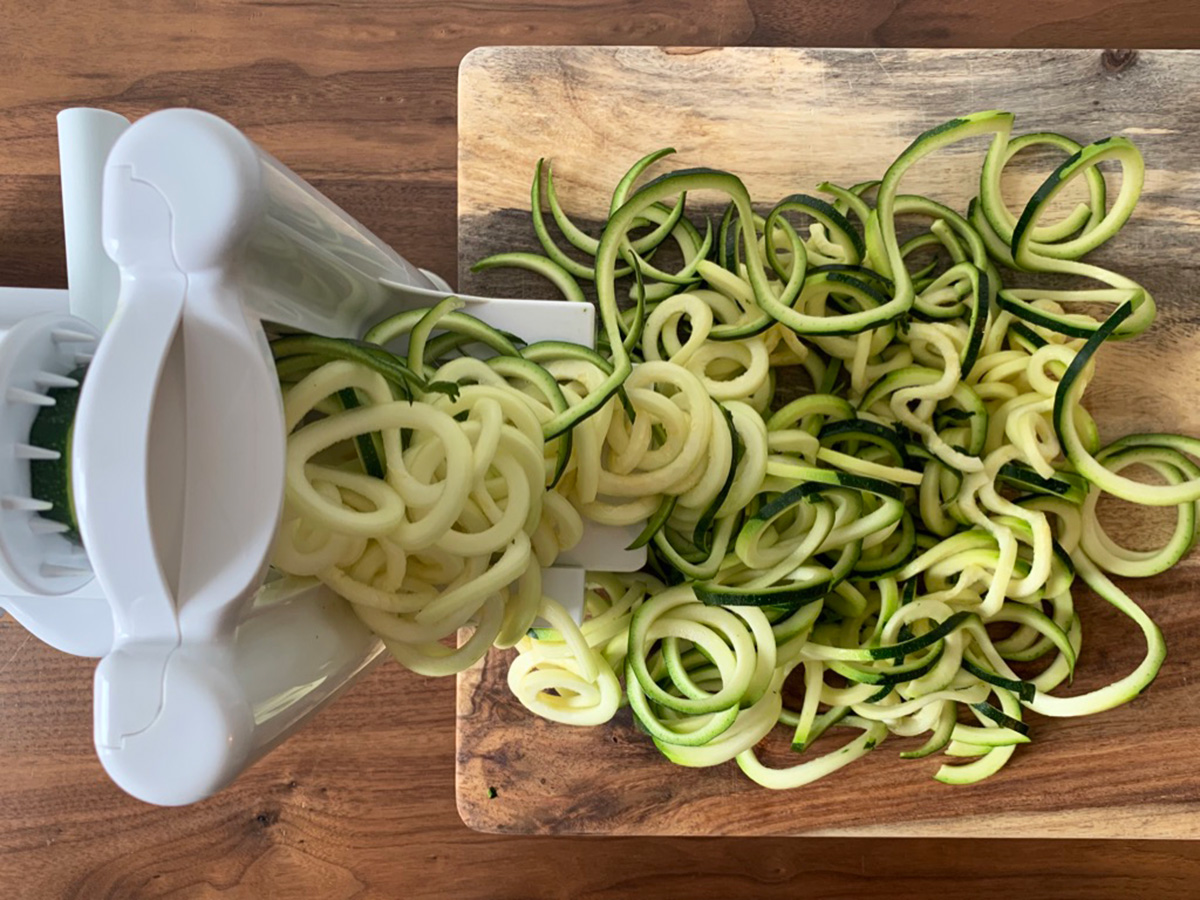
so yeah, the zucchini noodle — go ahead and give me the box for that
[270,111,1195,790]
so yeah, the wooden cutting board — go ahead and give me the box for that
[455,46,1200,837]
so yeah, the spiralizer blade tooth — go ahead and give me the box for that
[28,518,69,536]
[7,387,54,407]
[14,443,61,461]
[40,562,91,578]
[50,328,97,345]
[1,496,53,512]
[34,371,79,389]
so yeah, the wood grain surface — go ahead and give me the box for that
[7,3,1200,898]
[455,46,1200,838]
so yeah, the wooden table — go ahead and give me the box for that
[4,2,1200,897]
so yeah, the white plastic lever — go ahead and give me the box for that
[57,109,130,331]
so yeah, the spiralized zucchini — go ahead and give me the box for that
[271,111,1196,788]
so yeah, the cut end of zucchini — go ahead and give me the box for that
[27,366,87,544]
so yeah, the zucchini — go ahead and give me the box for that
[270,111,1189,795]
[28,366,88,542]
